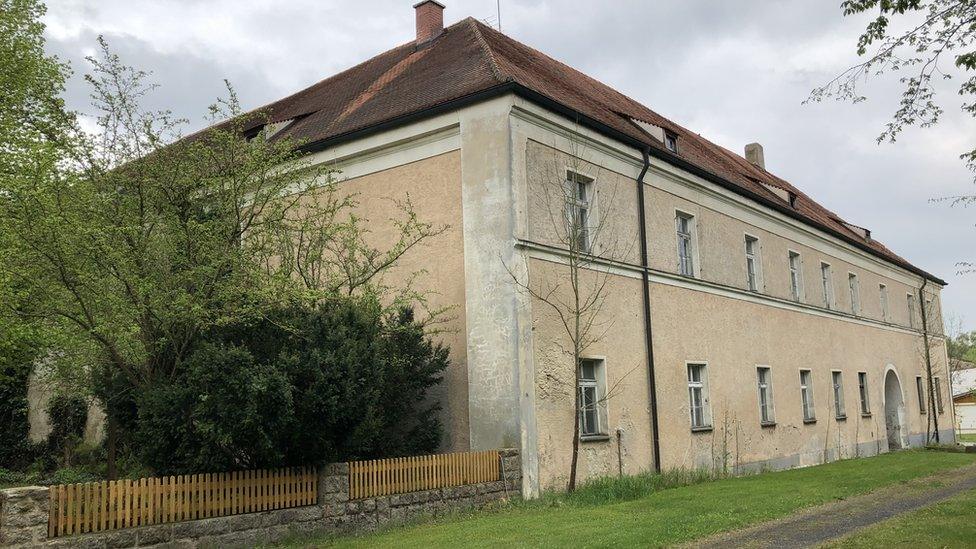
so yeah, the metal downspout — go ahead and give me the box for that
[636,146,661,471]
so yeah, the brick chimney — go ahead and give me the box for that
[745,142,765,170]
[414,1,445,45]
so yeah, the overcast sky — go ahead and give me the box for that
[41,0,976,332]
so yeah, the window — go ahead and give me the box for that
[665,131,678,153]
[756,366,775,425]
[858,372,871,415]
[676,212,696,277]
[916,376,927,414]
[832,371,846,419]
[820,262,834,309]
[577,359,608,437]
[800,369,816,422]
[907,294,917,329]
[848,273,860,315]
[687,363,711,429]
[934,377,944,413]
[566,172,593,254]
[745,235,761,292]
[789,251,803,301]
[879,284,889,322]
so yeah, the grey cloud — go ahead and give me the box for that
[42,0,976,330]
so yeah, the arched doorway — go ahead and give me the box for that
[884,368,908,450]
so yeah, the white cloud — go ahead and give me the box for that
[42,0,976,330]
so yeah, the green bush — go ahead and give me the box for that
[0,327,37,469]
[133,343,293,474]
[127,296,449,474]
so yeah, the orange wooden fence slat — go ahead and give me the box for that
[43,451,506,538]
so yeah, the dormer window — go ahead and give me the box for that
[665,131,678,153]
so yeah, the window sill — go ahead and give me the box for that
[803,418,817,425]
[861,412,873,418]
[835,415,847,421]
[580,434,611,443]
[691,426,713,433]
[760,421,777,428]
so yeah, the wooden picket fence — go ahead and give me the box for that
[48,467,317,538]
[348,450,500,500]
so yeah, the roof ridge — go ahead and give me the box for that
[466,17,508,84]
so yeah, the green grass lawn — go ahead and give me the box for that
[960,433,976,443]
[825,486,976,548]
[279,450,976,548]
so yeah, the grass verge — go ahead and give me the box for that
[278,449,976,548]
[960,433,976,443]
[825,486,976,548]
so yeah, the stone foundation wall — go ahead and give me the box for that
[0,449,521,548]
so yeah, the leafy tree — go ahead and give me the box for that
[948,329,976,366]
[808,0,976,271]
[0,0,68,470]
[0,0,73,184]
[0,27,443,475]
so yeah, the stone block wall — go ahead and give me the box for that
[0,449,520,548]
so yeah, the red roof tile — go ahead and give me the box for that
[223,17,942,284]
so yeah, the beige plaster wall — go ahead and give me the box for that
[524,141,641,265]
[518,139,950,487]
[642,179,944,335]
[304,150,470,452]
[650,282,951,471]
[526,257,653,490]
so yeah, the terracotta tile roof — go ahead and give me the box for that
[223,17,942,284]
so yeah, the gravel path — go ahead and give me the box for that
[686,460,976,549]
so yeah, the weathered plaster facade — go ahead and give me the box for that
[122,89,946,496]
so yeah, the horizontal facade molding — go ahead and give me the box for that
[516,238,939,339]
[300,120,461,187]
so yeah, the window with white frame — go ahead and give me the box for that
[820,262,834,309]
[832,371,846,419]
[934,377,944,413]
[879,284,889,322]
[687,363,711,429]
[566,171,593,254]
[745,235,761,292]
[907,293,917,329]
[848,273,860,315]
[858,371,871,415]
[577,358,608,437]
[789,251,803,301]
[916,376,927,414]
[800,369,816,422]
[756,366,775,425]
[676,212,696,277]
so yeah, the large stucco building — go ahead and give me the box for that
[216,2,956,497]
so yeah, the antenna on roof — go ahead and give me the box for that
[497,0,502,30]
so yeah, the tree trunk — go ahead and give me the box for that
[568,371,581,492]
[919,284,939,443]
